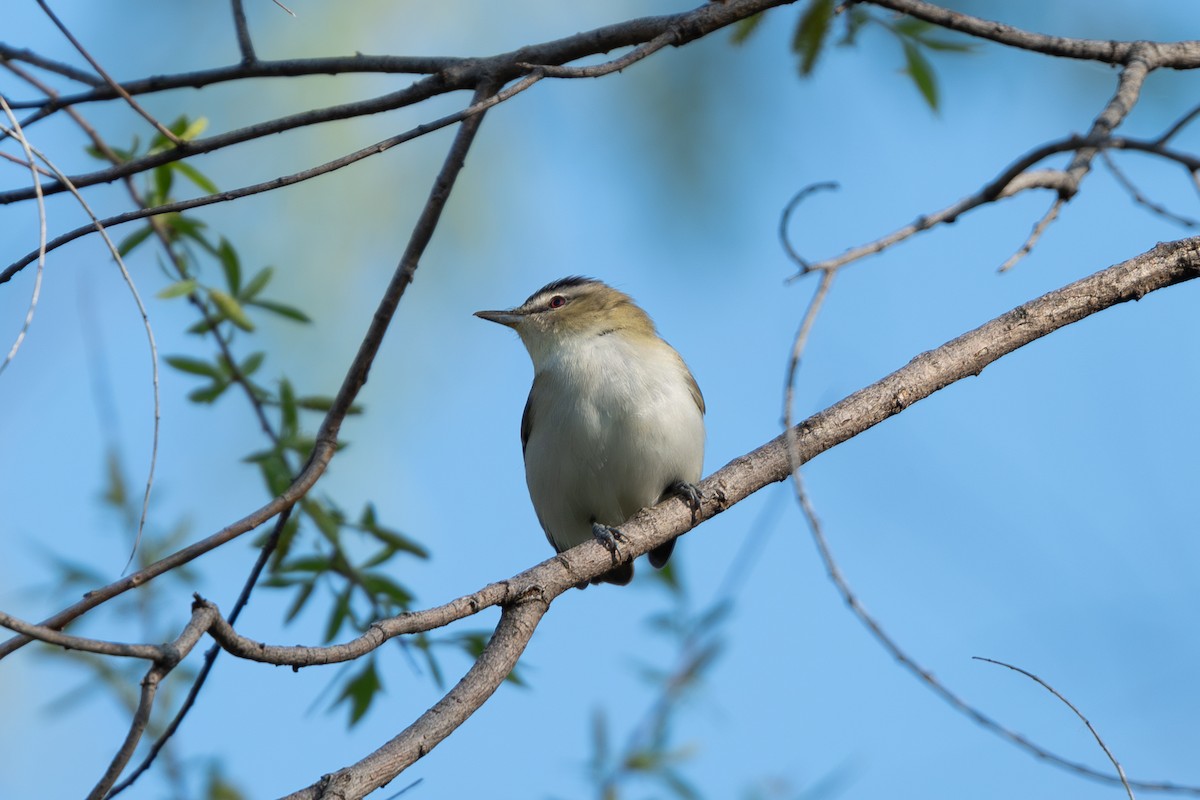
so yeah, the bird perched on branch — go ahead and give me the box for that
[476,277,706,586]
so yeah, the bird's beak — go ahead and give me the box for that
[474,309,523,328]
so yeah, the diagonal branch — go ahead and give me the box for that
[34,0,182,145]
[0,80,499,660]
[0,70,542,285]
[171,236,1199,800]
[865,0,1200,65]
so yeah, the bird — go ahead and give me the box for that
[475,276,706,587]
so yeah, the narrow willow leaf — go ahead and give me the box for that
[793,0,836,75]
[157,278,198,299]
[209,289,255,331]
[248,298,312,323]
[730,13,763,44]
[165,355,223,378]
[239,351,266,376]
[240,266,273,301]
[334,657,382,725]
[171,160,220,194]
[118,225,154,257]
[153,165,173,203]
[902,40,939,110]
[188,382,229,404]
[216,238,241,294]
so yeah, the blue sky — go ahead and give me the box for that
[2,2,1199,798]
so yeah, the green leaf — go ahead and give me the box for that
[178,116,208,142]
[303,499,342,543]
[103,449,127,507]
[204,766,246,800]
[283,579,316,623]
[188,382,229,404]
[118,225,155,257]
[323,587,353,643]
[248,298,312,323]
[165,355,223,379]
[171,160,219,194]
[333,657,382,726]
[216,238,241,294]
[838,6,870,46]
[239,351,266,377]
[365,525,428,560]
[412,633,445,689]
[239,266,273,301]
[360,572,414,609]
[892,16,932,38]
[187,318,218,336]
[901,40,939,110]
[793,0,836,75]
[153,165,173,203]
[157,278,198,299]
[279,555,332,573]
[279,379,299,439]
[165,212,209,242]
[730,13,763,45]
[297,396,361,415]
[208,289,255,331]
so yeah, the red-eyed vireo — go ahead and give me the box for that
[476,277,705,587]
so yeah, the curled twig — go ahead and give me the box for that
[975,657,1135,800]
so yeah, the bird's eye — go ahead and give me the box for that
[548,295,566,309]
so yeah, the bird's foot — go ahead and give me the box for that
[669,480,704,521]
[591,523,627,565]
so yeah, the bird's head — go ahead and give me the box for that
[475,276,656,365]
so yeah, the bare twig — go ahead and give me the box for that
[518,29,678,77]
[0,50,460,112]
[1155,102,1200,146]
[998,195,1066,272]
[86,604,216,800]
[0,119,162,574]
[975,657,1136,800]
[1,71,545,285]
[0,97,45,376]
[230,0,256,63]
[105,506,296,799]
[1101,150,1199,228]
[999,56,1152,271]
[0,610,162,659]
[34,0,183,145]
[778,181,839,277]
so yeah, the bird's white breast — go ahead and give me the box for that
[523,332,705,553]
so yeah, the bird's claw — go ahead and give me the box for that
[591,523,627,565]
[669,480,704,521]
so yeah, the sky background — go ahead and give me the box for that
[2,1,1199,799]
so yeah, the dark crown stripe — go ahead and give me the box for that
[525,275,600,304]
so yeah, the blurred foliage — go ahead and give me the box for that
[583,571,728,800]
[25,3,979,796]
[734,2,975,110]
[97,116,447,727]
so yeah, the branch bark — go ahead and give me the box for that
[185,236,1199,800]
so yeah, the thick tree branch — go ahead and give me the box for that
[0,72,542,285]
[865,0,1200,66]
[0,0,796,205]
[166,237,1200,800]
